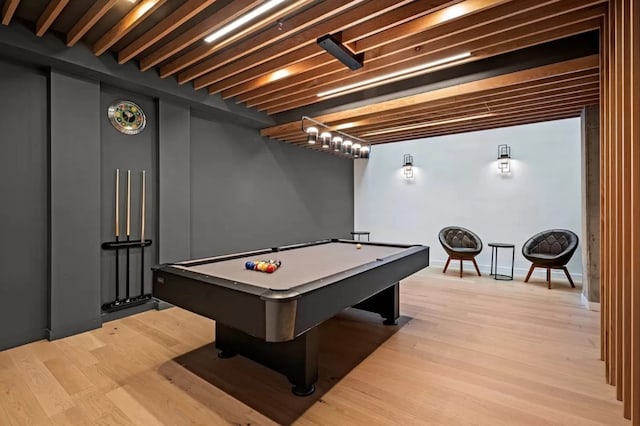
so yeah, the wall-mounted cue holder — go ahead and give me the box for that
[101,168,153,313]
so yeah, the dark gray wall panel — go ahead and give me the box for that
[0,60,48,350]
[100,87,157,304]
[190,116,353,258]
[0,22,273,129]
[159,100,190,263]
[49,71,102,339]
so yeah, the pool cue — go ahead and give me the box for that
[114,169,120,303]
[140,170,146,298]
[126,169,131,301]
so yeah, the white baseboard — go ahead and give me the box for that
[581,293,601,311]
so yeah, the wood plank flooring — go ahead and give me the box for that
[0,268,628,425]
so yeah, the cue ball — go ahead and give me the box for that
[356,243,362,249]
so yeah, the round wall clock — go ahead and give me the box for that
[108,100,146,135]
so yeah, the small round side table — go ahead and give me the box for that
[488,243,515,281]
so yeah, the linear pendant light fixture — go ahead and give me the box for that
[317,52,471,98]
[360,113,494,137]
[302,116,370,159]
[204,0,286,43]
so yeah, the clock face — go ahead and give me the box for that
[108,100,146,135]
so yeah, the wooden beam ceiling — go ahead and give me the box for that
[35,0,68,37]
[1,0,20,25]
[93,0,167,56]
[261,55,599,153]
[3,0,606,148]
[66,0,118,47]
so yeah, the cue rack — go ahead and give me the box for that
[101,169,153,313]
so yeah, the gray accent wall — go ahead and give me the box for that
[190,115,353,258]
[158,100,191,263]
[0,30,354,351]
[100,87,157,305]
[0,59,48,350]
[49,71,102,339]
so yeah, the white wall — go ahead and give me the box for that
[354,118,583,280]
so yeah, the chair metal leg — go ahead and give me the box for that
[562,266,576,288]
[471,258,481,276]
[459,259,463,277]
[524,264,535,282]
[443,257,451,273]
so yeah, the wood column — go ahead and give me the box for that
[601,0,640,423]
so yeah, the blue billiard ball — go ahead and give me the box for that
[245,261,254,270]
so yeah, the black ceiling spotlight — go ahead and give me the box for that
[317,32,364,70]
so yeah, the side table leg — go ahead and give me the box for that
[490,247,495,277]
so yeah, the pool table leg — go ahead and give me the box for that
[353,282,400,325]
[215,323,319,396]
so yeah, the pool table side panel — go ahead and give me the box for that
[292,246,429,335]
[153,268,267,339]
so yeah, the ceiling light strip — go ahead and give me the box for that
[204,0,286,43]
[317,52,471,98]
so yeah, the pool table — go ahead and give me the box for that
[152,238,429,395]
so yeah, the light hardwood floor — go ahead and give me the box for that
[0,268,628,425]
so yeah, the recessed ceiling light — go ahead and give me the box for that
[270,69,290,82]
[204,0,286,44]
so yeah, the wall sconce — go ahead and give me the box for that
[301,116,370,159]
[497,144,511,173]
[403,154,414,179]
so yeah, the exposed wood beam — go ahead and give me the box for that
[284,92,599,145]
[362,103,592,141]
[1,0,20,26]
[118,0,218,64]
[36,0,69,37]
[334,90,599,139]
[215,0,472,98]
[260,55,599,137]
[67,0,118,47]
[138,0,264,71]
[366,111,584,143]
[357,98,599,142]
[357,0,513,53]
[158,0,315,78]
[189,0,416,89]
[367,0,603,59]
[272,70,599,140]
[275,77,599,140]
[93,0,167,56]
[262,17,602,113]
[232,0,587,103]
